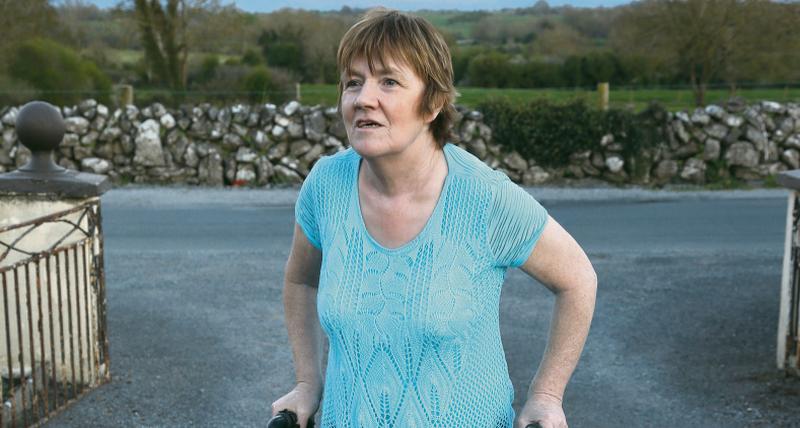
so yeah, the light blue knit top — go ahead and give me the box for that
[294,143,549,428]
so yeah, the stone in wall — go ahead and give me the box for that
[222,133,243,150]
[224,158,237,184]
[198,150,224,186]
[235,164,257,186]
[273,165,303,184]
[302,145,325,163]
[680,158,706,184]
[605,156,624,174]
[236,147,258,163]
[787,135,800,150]
[304,110,326,142]
[653,160,679,184]
[725,142,759,168]
[81,157,111,174]
[705,123,727,141]
[522,166,550,185]
[703,139,721,161]
[327,116,347,140]
[782,149,800,169]
[256,156,275,186]
[14,145,30,168]
[503,151,527,172]
[674,141,700,159]
[290,140,313,158]
[1,107,18,126]
[94,140,114,160]
[64,117,90,135]
[133,119,164,166]
[184,143,199,168]
[267,141,288,161]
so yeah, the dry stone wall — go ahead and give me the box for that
[0,99,798,188]
[628,100,800,186]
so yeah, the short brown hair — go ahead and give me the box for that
[336,8,457,148]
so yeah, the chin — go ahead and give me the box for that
[349,138,393,157]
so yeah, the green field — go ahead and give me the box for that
[106,49,239,66]
[296,83,800,112]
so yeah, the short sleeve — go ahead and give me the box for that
[294,159,324,250]
[487,177,549,268]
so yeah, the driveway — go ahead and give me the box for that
[44,186,799,427]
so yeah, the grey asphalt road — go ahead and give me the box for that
[44,186,800,427]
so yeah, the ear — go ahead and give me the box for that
[425,106,442,124]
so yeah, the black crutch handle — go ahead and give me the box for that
[267,409,315,428]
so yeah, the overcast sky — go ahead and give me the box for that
[82,0,632,12]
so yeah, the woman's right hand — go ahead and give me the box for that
[270,381,322,428]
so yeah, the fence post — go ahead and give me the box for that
[115,84,134,107]
[0,101,111,425]
[598,82,609,111]
[296,82,301,102]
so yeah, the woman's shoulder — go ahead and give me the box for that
[446,143,509,187]
[308,147,357,177]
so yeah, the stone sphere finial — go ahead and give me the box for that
[0,100,110,196]
[16,101,66,153]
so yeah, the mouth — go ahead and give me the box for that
[355,119,384,129]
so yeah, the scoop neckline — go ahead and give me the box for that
[354,143,452,254]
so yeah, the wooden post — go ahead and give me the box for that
[295,82,301,102]
[116,85,134,107]
[776,170,800,376]
[777,191,794,370]
[598,82,609,111]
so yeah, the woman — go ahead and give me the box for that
[272,8,597,428]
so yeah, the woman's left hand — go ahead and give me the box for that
[514,393,567,428]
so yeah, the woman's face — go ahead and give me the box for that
[340,57,438,158]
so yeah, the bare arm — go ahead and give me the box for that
[283,222,324,394]
[516,215,597,426]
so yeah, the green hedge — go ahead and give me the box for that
[477,98,665,169]
[9,38,111,106]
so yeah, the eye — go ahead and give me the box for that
[384,79,399,87]
[344,79,361,88]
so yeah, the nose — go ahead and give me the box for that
[353,80,379,109]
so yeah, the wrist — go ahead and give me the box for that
[296,379,323,396]
[529,390,563,405]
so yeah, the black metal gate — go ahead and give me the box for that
[0,199,109,427]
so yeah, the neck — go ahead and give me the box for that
[359,136,445,199]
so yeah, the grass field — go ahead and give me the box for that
[106,49,239,66]
[102,49,799,112]
[297,83,800,112]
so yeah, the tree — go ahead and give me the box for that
[185,2,253,54]
[0,0,58,59]
[133,0,189,90]
[258,27,305,73]
[528,24,589,60]
[242,66,273,103]
[9,38,111,105]
[719,1,800,88]
[257,10,350,84]
[531,0,551,14]
[515,61,564,88]
[466,52,512,87]
[581,52,623,85]
[610,0,795,106]
[54,0,103,49]
[561,6,619,39]
[471,14,539,44]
